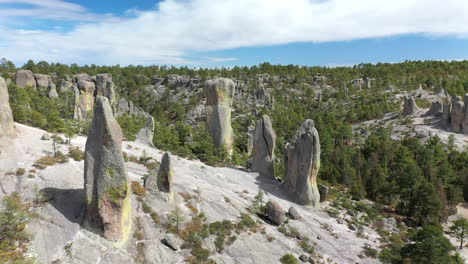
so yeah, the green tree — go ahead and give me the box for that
[450,218,468,250]
[401,225,455,264]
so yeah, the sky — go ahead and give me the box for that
[0,0,468,67]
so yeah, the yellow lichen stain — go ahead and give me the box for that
[112,182,132,248]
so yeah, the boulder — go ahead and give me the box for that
[462,94,468,135]
[74,80,95,121]
[266,200,285,225]
[34,74,51,88]
[15,69,36,89]
[254,86,273,106]
[249,115,276,178]
[48,83,59,98]
[74,73,91,83]
[136,116,154,146]
[83,96,131,242]
[288,206,301,220]
[95,74,116,104]
[402,95,418,116]
[204,78,235,156]
[185,104,206,126]
[283,119,321,207]
[425,99,443,116]
[162,233,182,251]
[0,77,15,138]
[351,78,364,89]
[318,184,329,202]
[450,97,464,133]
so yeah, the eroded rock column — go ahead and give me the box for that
[0,77,15,138]
[83,96,131,242]
[283,119,321,207]
[204,78,235,156]
[249,115,276,178]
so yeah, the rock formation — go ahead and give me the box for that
[95,74,116,104]
[136,115,154,146]
[204,78,235,156]
[442,98,451,127]
[402,95,418,116]
[266,200,285,225]
[283,119,321,207]
[249,115,276,178]
[74,80,95,121]
[450,96,464,133]
[48,83,59,98]
[425,99,443,116]
[157,153,174,193]
[34,74,52,88]
[0,77,15,138]
[145,152,174,194]
[15,70,36,89]
[83,96,131,242]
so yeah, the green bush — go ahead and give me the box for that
[280,254,299,264]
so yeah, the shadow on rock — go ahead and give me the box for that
[253,174,294,203]
[40,187,85,225]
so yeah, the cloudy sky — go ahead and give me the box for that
[0,0,468,67]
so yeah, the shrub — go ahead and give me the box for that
[280,254,299,264]
[15,168,26,176]
[68,147,84,161]
[131,181,146,197]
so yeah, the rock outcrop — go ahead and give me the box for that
[95,74,116,105]
[450,96,464,133]
[402,95,418,116]
[16,70,36,89]
[83,96,131,242]
[157,153,174,193]
[204,78,235,156]
[34,74,52,88]
[74,80,95,121]
[283,119,321,207]
[249,115,276,178]
[144,152,174,194]
[136,115,154,146]
[0,77,15,138]
[48,83,59,98]
[425,99,443,116]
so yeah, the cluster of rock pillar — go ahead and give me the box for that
[426,94,468,135]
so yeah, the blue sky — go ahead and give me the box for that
[0,0,468,67]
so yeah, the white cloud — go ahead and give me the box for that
[1,0,468,65]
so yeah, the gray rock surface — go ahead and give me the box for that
[74,73,91,82]
[15,69,36,89]
[60,79,74,92]
[266,199,285,225]
[283,119,321,207]
[83,96,131,242]
[204,78,235,156]
[249,115,276,178]
[402,95,419,116]
[0,77,15,138]
[450,97,464,133]
[95,74,116,104]
[442,98,452,127]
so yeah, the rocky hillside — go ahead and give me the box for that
[0,123,385,264]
